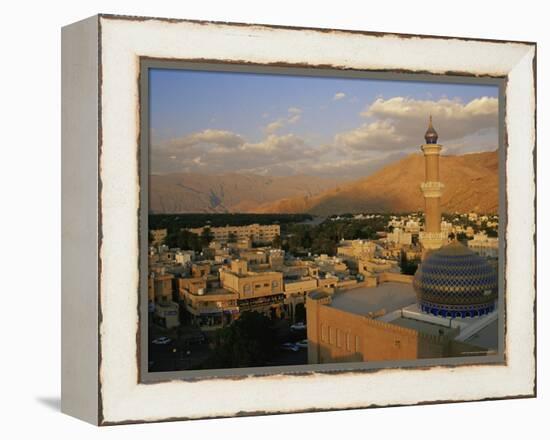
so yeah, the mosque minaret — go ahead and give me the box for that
[419,116,447,254]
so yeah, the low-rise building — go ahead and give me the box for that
[358,258,398,276]
[387,227,412,246]
[149,268,174,303]
[468,233,499,258]
[404,220,421,234]
[337,240,377,262]
[306,280,493,364]
[220,260,285,318]
[239,249,269,265]
[179,280,238,330]
[191,262,212,279]
[441,220,453,237]
[153,300,180,329]
[283,276,318,321]
[175,250,194,265]
[188,223,280,244]
[314,254,348,274]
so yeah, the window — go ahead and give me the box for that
[329,326,336,345]
[336,329,343,348]
[355,335,361,352]
[346,333,351,351]
[272,281,278,287]
[321,324,328,342]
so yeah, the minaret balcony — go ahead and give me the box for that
[420,181,444,198]
[421,144,442,156]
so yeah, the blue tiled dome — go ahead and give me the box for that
[413,241,497,318]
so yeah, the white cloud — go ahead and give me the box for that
[165,129,245,151]
[151,128,316,176]
[263,107,303,133]
[335,120,406,151]
[333,92,346,101]
[265,120,285,134]
[334,96,498,154]
[151,96,498,180]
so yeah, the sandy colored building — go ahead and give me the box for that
[239,249,269,265]
[314,254,348,274]
[387,227,412,246]
[153,301,180,329]
[148,268,179,328]
[174,250,194,265]
[307,294,448,364]
[468,233,499,258]
[337,240,377,262]
[283,276,318,321]
[358,258,398,276]
[317,275,339,290]
[188,223,280,244]
[178,277,239,330]
[191,262,212,279]
[404,219,421,234]
[219,260,285,317]
[149,269,174,302]
[306,281,490,364]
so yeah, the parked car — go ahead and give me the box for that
[295,339,308,349]
[152,336,171,345]
[290,322,307,331]
[280,342,299,352]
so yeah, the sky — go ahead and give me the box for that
[149,68,499,180]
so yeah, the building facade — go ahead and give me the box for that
[187,223,280,244]
[178,277,239,330]
[306,291,466,364]
[219,260,285,318]
[337,240,377,265]
[468,233,499,258]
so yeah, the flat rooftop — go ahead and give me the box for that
[389,317,456,337]
[387,304,499,350]
[329,282,416,316]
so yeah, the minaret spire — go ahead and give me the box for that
[424,114,438,144]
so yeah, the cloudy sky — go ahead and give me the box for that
[149,69,499,180]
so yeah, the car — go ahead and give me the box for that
[290,322,307,331]
[280,342,299,352]
[152,336,172,345]
[295,339,308,349]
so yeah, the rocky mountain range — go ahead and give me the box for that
[149,173,343,214]
[150,150,499,215]
[255,151,499,215]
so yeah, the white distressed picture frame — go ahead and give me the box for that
[61,14,536,425]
